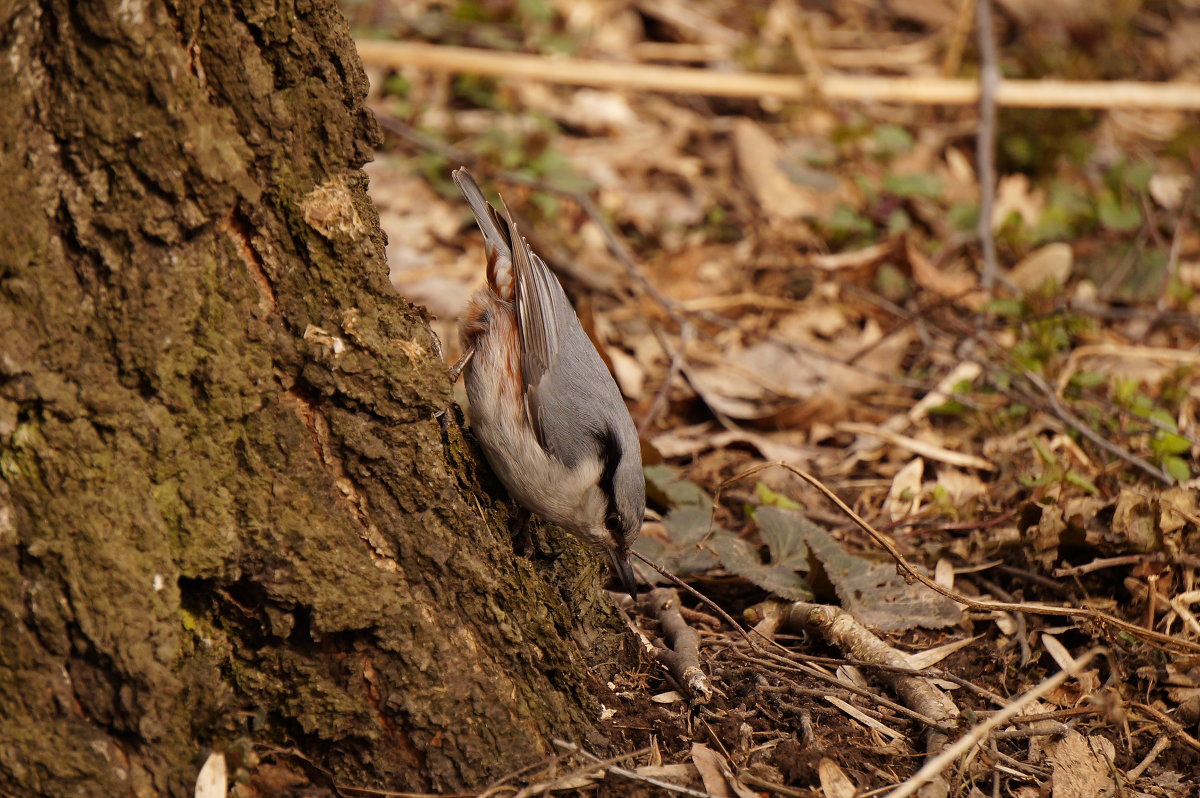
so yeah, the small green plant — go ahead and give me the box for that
[1110,377,1192,482]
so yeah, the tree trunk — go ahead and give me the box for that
[0,2,627,795]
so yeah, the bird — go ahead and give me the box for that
[449,167,644,597]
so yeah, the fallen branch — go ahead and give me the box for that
[764,599,957,792]
[645,588,713,703]
[356,41,1200,110]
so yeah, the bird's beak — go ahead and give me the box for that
[608,548,640,599]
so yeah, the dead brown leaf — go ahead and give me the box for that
[1045,731,1116,798]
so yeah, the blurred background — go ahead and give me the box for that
[347,0,1199,497]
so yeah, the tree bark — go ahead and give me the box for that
[0,2,627,795]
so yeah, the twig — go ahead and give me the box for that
[1131,702,1200,754]
[476,753,562,798]
[989,722,1069,740]
[639,321,694,435]
[941,0,975,77]
[771,600,957,780]
[975,0,1000,290]
[356,41,1200,109]
[1126,735,1172,781]
[836,420,996,470]
[947,321,1175,484]
[551,740,719,798]
[512,745,654,798]
[739,771,810,798]
[734,644,951,733]
[1053,554,1152,577]
[1016,358,1173,484]
[646,588,713,703]
[631,549,756,647]
[753,646,1007,707]
[880,648,1105,798]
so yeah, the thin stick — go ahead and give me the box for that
[1132,702,1200,754]
[638,321,694,435]
[631,549,756,647]
[552,740,720,798]
[356,41,1200,110]
[975,0,1000,290]
[1127,735,1172,781]
[881,648,1104,798]
[511,745,652,798]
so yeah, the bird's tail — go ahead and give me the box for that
[452,167,515,300]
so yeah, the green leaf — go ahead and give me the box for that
[1064,471,1099,494]
[756,507,812,568]
[754,483,803,511]
[633,506,723,578]
[981,297,1024,319]
[828,204,873,238]
[926,400,966,417]
[1097,191,1141,232]
[882,172,943,199]
[947,202,979,232]
[1146,408,1178,430]
[1030,435,1056,465]
[518,0,555,23]
[1163,455,1191,482]
[886,208,912,233]
[872,124,914,157]
[1068,371,1107,391]
[644,465,713,513]
[1154,432,1191,457]
[709,535,812,601]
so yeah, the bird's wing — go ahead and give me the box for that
[499,201,562,414]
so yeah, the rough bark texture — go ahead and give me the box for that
[0,2,626,795]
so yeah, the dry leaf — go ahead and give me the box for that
[634,764,697,780]
[734,118,821,223]
[804,524,963,631]
[811,240,893,271]
[690,743,758,798]
[934,467,989,505]
[1160,486,1198,535]
[907,237,980,301]
[1040,633,1075,670]
[886,457,925,520]
[825,695,907,741]
[194,752,227,798]
[906,636,980,670]
[817,758,857,798]
[1045,731,1116,798]
[1009,243,1073,292]
[991,173,1045,229]
[1149,173,1190,209]
[607,345,646,399]
[652,690,686,703]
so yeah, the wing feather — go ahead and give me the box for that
[452,168,513,296]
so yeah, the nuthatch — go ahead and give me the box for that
[450,168,645,597]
